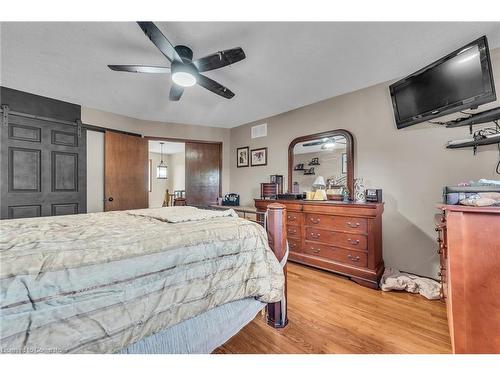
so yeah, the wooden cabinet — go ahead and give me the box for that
[255,199,384,289]
[435,205,500,353]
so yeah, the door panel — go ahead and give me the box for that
[1,114,87,219]
[104,131,148,211]
[185,142,221,206]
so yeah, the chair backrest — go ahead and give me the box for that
[174,190,185,198]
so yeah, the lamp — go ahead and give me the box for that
[313,176,326,189]
[156,142,168,179]
[312,176,327,200]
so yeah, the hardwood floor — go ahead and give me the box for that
[214,262,452,354]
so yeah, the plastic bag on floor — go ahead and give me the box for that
[380,267,441,300]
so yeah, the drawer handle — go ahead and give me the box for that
[437,248,442,255]
[287,215,296,220]
[347,254,360,262]
[310,232,321,239]
[310,217,321,224]
[288,228,296,234]
[310,248,320,254]
[346,221,360,228]
[289,242,297,248]
[347,238,360,245]
[438,271,444,277]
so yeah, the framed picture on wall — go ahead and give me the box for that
[251,147,268,167]
[342,153,347,174]
[237,146,249,167]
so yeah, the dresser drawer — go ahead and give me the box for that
[336,232,367,251]
[305,227,367,250]
[305,213,368,234]
[286,225,301,238]
[288,238,301,253]
[304,241,368,268]
[286,212,303,225]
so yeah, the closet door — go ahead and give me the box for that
[185,142,221,207]
[0,115,87,219]
[104,131,148,211]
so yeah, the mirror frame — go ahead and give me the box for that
[288,129,354,199]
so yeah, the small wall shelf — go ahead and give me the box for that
[447,136,500,149]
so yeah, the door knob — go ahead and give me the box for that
[108,197,114,202]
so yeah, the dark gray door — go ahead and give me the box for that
[0,114,86,219]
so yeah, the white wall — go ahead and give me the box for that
[170,151,185,191]
[86,130,104,213]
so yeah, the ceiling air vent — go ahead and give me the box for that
[251,123,267,139]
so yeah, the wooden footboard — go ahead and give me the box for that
[265,203,288,328]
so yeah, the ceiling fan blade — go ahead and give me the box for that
[108,65,171,74]
[136,22,182,63]
[192,47,246,72]
[303,141,324,147]
[169,84,184,101]
[196,74,235,99]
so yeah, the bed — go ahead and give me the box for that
[0,204,288,354]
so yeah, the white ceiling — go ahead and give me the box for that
[1,22,500,128]
[149,140,185,154]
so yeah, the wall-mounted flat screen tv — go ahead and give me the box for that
[390,36,496,129]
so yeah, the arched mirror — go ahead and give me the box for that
[288,129,354,200]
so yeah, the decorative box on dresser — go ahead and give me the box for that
[255,199,384,289]
[435,205,500,354]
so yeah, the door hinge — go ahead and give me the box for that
[1,105,9,127]
[76,119,82,138]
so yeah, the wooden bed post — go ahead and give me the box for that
[266,203,288,328]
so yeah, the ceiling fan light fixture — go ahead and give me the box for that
[321,139,336,149]
[172,71,197,87]
[171,62,197,87]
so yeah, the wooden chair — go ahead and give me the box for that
[162,189,186,206]
[173,190,186,206]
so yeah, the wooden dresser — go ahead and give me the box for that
[435,205,500,353]
[255,199,384,289]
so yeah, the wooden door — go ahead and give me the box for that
[104,131,148,211]
[185,142,221,206]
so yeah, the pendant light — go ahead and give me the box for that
[156,142,168,179]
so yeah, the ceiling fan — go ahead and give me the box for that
[108,22,246,101]
[303,137,347,149]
